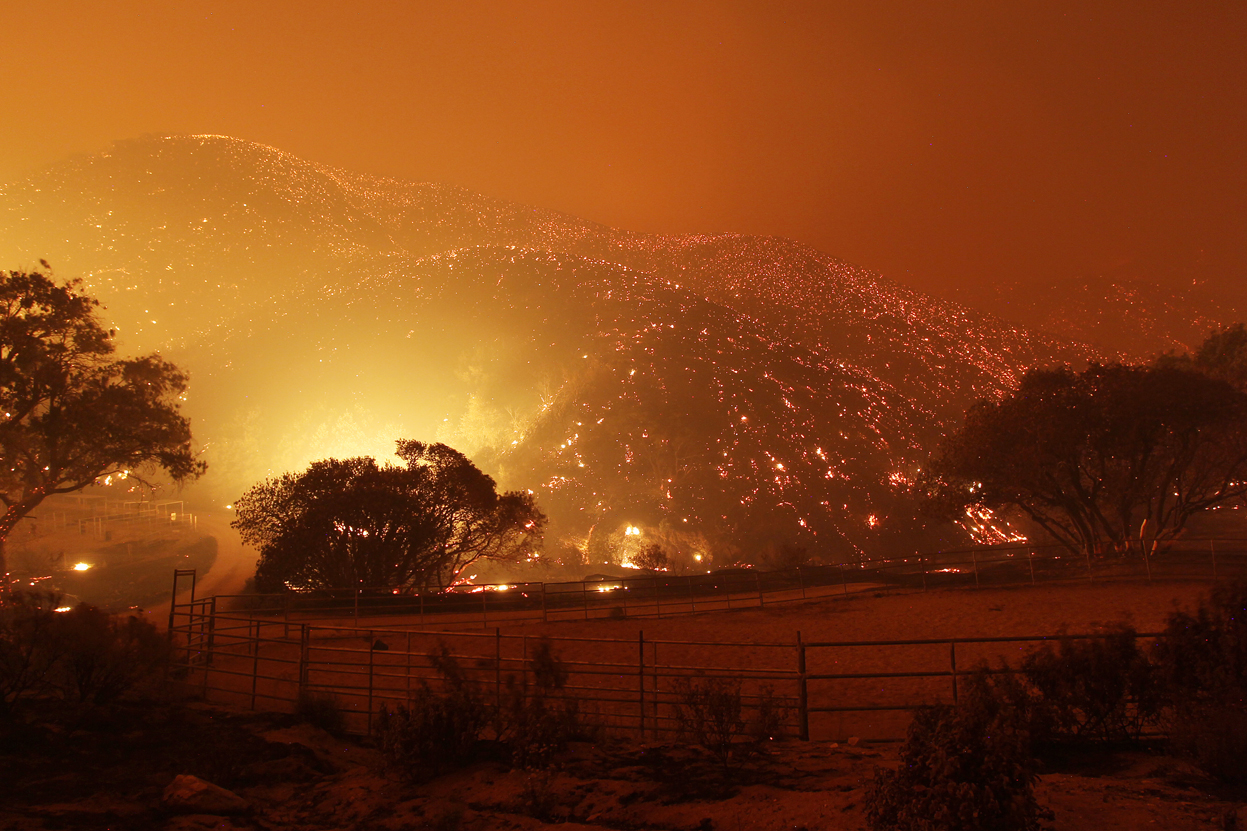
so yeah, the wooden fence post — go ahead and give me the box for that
[797,631,809,741]
[756,571,764,607]
[638,630,646,738]
[541,582,548,623]
[283,592,291,639]
[797,566,806,600]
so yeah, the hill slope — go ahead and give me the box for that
[1,135,1096,563]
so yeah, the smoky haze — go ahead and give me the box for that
[1,2,1244,301]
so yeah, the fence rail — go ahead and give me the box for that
[206,538,1247,632]
[168,538,1245,742]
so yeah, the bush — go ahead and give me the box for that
[499,637,593,768]
[1,594,168,718]
[866,672,1050,831]
[1017,623,1158,745]
[1154,579,1247,783]
[670,676,788,772]
[52,605,169,706]
[374,643,489,780]
[0,592,61,718]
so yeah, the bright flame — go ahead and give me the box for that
[73,563,91,572]
[54,606,73,613]
[624,525,641,536]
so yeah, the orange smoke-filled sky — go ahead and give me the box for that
[3,1,1244,294]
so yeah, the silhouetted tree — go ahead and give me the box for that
[0,267,205,585]
[922,362,1247,557]
[632,543,669,571]
[1160,322,1247,391]
[234,440,545,591]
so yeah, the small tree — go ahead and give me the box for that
[0,267,205,584]
[632,543,669,571]
[234,440,545,591]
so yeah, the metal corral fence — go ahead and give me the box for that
[199,538,1247,632]
[169,595,1174,743]
[167,539,1245,742]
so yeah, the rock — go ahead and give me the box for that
[162,775,249,815]
[847,736,860,747]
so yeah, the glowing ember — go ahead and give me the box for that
[73,563,92,571]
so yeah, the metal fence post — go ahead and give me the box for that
[842,563,849,596]
[298,624,310,699]
[971,550,980,588]
[1028,549,1036,585]
[250,619,260,709]
[495,628,502,713]
[797,566,806,599]
[688,576,696,612]
[354,588,359,623]
[638,630,646,738]
[367,630,375,734]
[756,571,764,607]
[205,597,217,666]
[797,631,809,741]
[482,590,488,628]
[654,575,662,618]
[949,640,958,704]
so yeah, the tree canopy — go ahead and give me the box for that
[233,440,545,592]
[923,355,1247,557]
[0,267,205,584]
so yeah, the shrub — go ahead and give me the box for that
[0,592,61,718]
[52,605,170,706]
[374,643,488,780]
[669,675,788,772]
[1018,623,1158,745]
[1154,580,1247,783]
[500,637,594,768]
[866,672,1050,831]
[2,594,169,718]
[296,690,346,734]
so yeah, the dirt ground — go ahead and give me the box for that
[1,701,1242,831]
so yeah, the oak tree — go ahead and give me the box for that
[233,440,545,592]
[923,360,1247,557]
[0,267,205,585]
